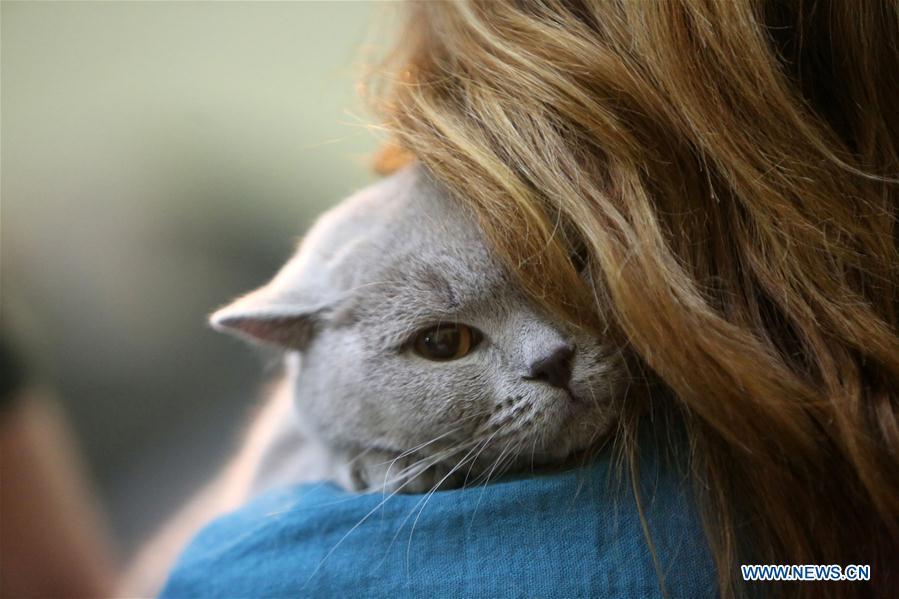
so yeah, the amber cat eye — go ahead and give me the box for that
[412,323,482,361]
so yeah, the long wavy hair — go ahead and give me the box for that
[369,1,898,597]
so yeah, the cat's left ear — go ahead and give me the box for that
[209,285,329,350]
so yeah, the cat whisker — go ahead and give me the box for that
[376,426,463,487]
[366,440,484,564]
[341,280,393,295]
[375,407,497,479]
[303,442,475,588]
[363,407,497,491]
[375,439,477,492]
[344,445,376,467]
[302,472,429,587]
[460,435,493,487]
[529,431,540,473]
[368,443,477,572]
[462,424,511,486]
[468,438,525,522]
[471,436,519,489]
[403,439,495,572]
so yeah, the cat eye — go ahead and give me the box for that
[411,323,482,361]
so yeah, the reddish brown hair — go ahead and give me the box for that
[371,1,898,597]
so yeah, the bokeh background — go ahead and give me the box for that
[2,0,384,561]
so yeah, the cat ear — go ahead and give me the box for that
[209,285,329,350]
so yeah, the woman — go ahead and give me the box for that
[166,2,897,597]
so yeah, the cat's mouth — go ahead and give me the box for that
[561,385,585,405]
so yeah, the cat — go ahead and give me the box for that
[210,164,623,496]
[120,165,623,595]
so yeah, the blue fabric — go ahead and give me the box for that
[161,445,716,598]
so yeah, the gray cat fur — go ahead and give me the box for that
[211,166,622,494]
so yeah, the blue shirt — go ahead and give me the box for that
[161,444,716,598]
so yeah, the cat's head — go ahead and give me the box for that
[212,166,622,489]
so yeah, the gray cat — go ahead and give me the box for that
[120,165,624,596]
[212,165,622,496]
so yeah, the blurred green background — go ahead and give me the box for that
[2,0,384,558]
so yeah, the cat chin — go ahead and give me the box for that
[538,402,616,459]
[321,417,615,495]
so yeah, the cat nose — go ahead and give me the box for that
[525,345,574,389]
